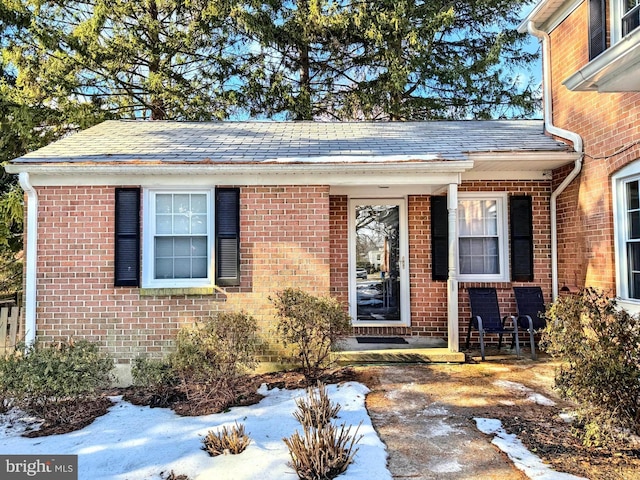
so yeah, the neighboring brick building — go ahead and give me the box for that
[521,1,640,312]
[7,120,577,380]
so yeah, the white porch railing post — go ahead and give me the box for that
[447,184,459,352]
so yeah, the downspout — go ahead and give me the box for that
[527,21,584,301]
[18,172,37,346]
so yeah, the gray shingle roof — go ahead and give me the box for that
[12,120,571,165]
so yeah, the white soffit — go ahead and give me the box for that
[463,151,579,180]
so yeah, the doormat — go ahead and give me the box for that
[356,336,408,344]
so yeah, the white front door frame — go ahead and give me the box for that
[348,197,411,327]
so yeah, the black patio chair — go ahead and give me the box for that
[513,286,547,360]
[466,287,520,361]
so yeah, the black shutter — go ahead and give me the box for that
[431,196,449,281]
[589,0,607,60]
[114,188,140,287]
[216,188,240,286]
[510,195,534,282]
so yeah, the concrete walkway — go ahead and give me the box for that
[361,364,533,480]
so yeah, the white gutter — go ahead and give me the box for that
[18,173,37,346]
[527,21,584,300]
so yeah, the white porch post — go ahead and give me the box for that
[447,183,459,352]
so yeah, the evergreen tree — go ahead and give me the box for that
[7,0,250,121]
[236,0,539,120]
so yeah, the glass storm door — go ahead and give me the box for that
[349,199,409,326]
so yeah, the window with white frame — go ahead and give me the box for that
[457,194,509,282]
[142,189,213,288]
[623,0,640,36]
[613,164,640,302]
[611,0,640,42]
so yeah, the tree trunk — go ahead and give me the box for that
[147,0,165,120]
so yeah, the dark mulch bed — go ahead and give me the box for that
[121,367,356,416]
[22,396,114,437]
[11,368,355,439]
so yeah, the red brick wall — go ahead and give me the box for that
[328,181,552,346]
[549,2,640,292]
[33,185,330,365]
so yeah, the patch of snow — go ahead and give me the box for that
[474,417,588,480]
[420,404,449,417]
[0,382,391,480]
[493,380,556,406]
[428,459,463,473]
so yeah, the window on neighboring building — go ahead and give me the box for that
[613,163,640,302]
[143,190,212,287]
[457,194,509,282]
[589,0,607,59]
[623,0,640,36]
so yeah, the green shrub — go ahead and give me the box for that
[131,357,175,389]
[170,311,259,384]
[284,383,361,480]
[542,287,640,446]
[202,422,251,456]
[0,339,114,424]
[271,288,352,380]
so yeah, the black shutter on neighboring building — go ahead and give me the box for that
[114,188,140,287]
[431,196,449,281]
[589,0,607,60]
[215,188,240,286]
[510,195,534,282]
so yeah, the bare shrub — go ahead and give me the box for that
[293,382,341,430]
[271,288,352,380]
[202,422,251,456]
[284,382,362,480]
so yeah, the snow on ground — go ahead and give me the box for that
[493,380,557,407]
[0,379,591,480]
[474,418,587,480]
[0,382,392,480]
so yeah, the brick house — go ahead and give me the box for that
[520,1,640,311]
[6,120,577,380]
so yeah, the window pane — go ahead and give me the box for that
[192,259,208,278]
[174,194,190,213]
[629,212,640,239]
[174,237,191,257]
[174,259,192,278]
[156,237,173,257]
[156,214,172,234]
[172,215,189,234]
[155,258,173,279]
[156,194,172,213]
[192,237,207,256]
[628,243,640,298]
[627,181,640,210]
[191,215,207,235]
[459,238,499,275]
[191,194,207,214]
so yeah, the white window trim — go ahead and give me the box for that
[457,192,509,283]
[612,162,640,308]
[611,0,640,44]
[142,188,215,289]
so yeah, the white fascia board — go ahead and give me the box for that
[563,28,640,92]
[7,160,474,187]
[518,0,582,33]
